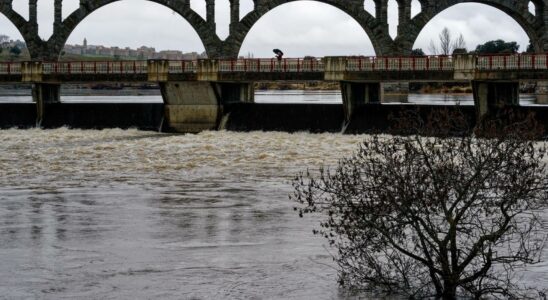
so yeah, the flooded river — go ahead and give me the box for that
[0,129,369,299]
[1,91,547,298]
[0,89,541,106]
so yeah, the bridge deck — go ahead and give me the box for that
[0,54,546,83]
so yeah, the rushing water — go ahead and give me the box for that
[2,129,547,299]
[0,129,370,299]
[0,89,542,105]
[1,91,548,298]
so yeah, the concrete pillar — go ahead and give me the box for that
[160,81,255,133]
[341,81,383,122]
[147,60,169,82]
[472,81,519,119]
[197,59,220,81]
[383,82,409,103]
[535,81,548,104]
[33,83,61,127]
[216,82,254,104]
[324,56,347,81]
[161,81,221,133]
[230,0,240,34]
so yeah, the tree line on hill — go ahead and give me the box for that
[0,34,26,59]
[412,26,534,56]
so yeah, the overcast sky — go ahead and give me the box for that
[0,0,534,57]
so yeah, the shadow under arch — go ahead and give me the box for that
[54,0,215,60]
[399,0,542,53]
[224,0,394,58]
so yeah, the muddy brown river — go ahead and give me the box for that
[1,128,547,299]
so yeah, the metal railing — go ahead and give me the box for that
[346,56,454,71]
[218,58,324,72]
[0,62,21,75]
[167,60,197,73]
[43,61,148,74]
[476,53,548,70]
[1,54,547,76]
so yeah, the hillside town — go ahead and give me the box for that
[63,38,207,60]
[0,35,206,60]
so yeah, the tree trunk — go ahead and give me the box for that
[441,283,457,300]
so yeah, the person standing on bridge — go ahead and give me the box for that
[273,49,284,71]
[273,49,284,62]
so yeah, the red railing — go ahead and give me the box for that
[346,56,453,71]
[218,58,324,72]
[167,60,197,73]
[1,54,547,76]
[43,61,148,74]
[476,53,548,70]
[0,62,21,75]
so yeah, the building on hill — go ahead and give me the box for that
[62,40,203,60]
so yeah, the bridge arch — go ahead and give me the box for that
[237,1,377,57]
[53,0,217,60]
[60,0,206,59]
[223,0,395,58]
[397,0,544,53]
[0,5,35,57]
[0,13,28,52]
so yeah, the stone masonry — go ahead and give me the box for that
[0,0,546,59]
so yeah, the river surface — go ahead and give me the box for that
[0,89,542,105]
[1,92,548,299]
[0,129,370,299]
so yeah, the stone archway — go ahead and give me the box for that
[55,0,217,60]
[396,0,545,54]
[234,0,380,58]
[221,0,396,58]
[0,1,40,59]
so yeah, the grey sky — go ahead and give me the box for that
[0,0,533,57]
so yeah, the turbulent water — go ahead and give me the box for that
[1,129,548,299]
[0,129,372,299]
[0,90,541,105]
[1,90,547,298]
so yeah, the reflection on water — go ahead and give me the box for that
[1,129,547,298]
[0,90,543,106]
[0,129,364,299]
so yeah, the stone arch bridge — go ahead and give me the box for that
[0,0,547,60]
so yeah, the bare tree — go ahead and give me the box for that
[0,34,8,54]
[439,27,452,55]
[293,110,548,299]
[428,39,439,56]
[0,34,9,44]
[453,33,466,51]
[429,27,466,55]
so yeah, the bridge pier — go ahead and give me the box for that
[472,81,519,118]
[383,82,409,103]
[160,81,254,133]
[535,81,548,104]
[341,81,383,123]
[217,82,254,104]
[33,83,61,127]
[161,81,220,133]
